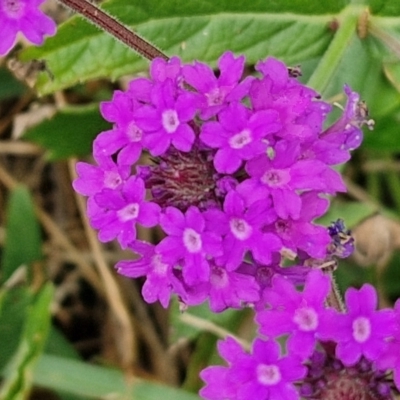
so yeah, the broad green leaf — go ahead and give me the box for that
[20,0,344,95]
[370,0,400,16]
[1,186,42,285]
[33,354,200,400]
[23,104,110,160]
[0,284,53,400]
[0,289,31,371]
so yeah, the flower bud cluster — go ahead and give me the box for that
[74,51,369,312]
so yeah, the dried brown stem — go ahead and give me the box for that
[68,159,137,370]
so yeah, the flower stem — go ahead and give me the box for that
[56,0,169,61]
[326,270,346,312]
[307,5,362,94]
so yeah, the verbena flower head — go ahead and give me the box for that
[74,51,370,311]
[0,0,56,55]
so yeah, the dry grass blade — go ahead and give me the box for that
[68,158,137,371]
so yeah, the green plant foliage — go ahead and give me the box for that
[22,104,111,160]
[0,68,27,100]
[1,186,42,285]
[33,354,200,400]
[0,284,53,400]
[0,288,31,371]
[21,0,342,95]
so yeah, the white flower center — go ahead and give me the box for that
[127,121,143,142]
[117,203,139,222]
[104,171,122,189]
[210,266,228,288]
[229,218,252,240]
[257,364,281,386]
[261,168,290,187]
[293,307,319,331]
[183,228,202,253]
[162,109,180,134]
[152,254,168,276]
[229,129,252,149]
[352,317,371,343]
[206,88,224,106]
[3,0,23,17]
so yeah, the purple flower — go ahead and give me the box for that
[73,154,130,196]
[183,51,253,119]
[266,192,331,259]
[205,190,281,271]
[322,85,374,152]
[150,56,182,84]
[208,264,260,312]
[320,284,395,366]
[0,0,56,55]
[256,269,331,359]
[250,57,329,142]
[200,102,281,173]
[90,177,160,248]
[200,337,247,400]
[158,206,223,285]
[133,79,198,156]
[375,299,400,391]
[240,140,338,219]
[201,337,306,400]
[116,241,175,308]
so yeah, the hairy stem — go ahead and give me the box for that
[57,0,169,61]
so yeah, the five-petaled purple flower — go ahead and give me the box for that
[0,0,56,55]
[320,284,395,366]
[201,337,306,400]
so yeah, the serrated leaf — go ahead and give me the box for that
[20,0,343,95]
[33,354,200,400]
[1,186,42,285]
[0,284,53,400]
[22,104,110,160]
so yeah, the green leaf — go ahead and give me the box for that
[317,200,377,228]
[33,354,200,400]
[22,104,111,160]
[0,67,27,100]
[369,0,400,16]
[0,284,53,400]
[363,109,400,152]
[1,186,42,285]
[20,0,343,95]
[0,289,31,371]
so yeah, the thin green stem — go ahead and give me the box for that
[307,5,362,94]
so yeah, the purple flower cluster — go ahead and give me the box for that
[0,0,56,56]
[74,52,370,312]
[201,270,398,400]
